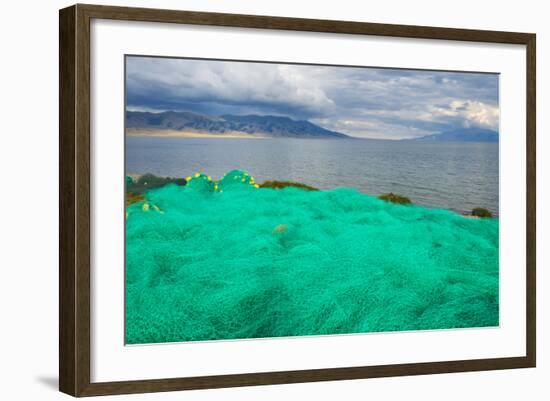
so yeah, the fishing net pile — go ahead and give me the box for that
[125,170,499,344]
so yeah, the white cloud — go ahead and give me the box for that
[429,100,499,129]
[126,56,499,139]
[459,100,499,129]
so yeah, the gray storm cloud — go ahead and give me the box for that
[126,56,499,139]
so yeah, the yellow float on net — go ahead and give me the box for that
[185,176,191,182]
[194,172,200,178]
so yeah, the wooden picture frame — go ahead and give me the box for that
[59,3,536,397]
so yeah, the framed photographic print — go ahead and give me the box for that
[59,4,536,397]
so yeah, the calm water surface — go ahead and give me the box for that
[126,137,499,215]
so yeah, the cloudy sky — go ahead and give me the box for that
[125,56,499,140]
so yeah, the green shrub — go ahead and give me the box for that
[126,173,187,194]
[378,193,412,205]
[260,180,318,191]
[471,207,492,218]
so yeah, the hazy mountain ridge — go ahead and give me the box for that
[406,127,499,142]
[126,111,349,139]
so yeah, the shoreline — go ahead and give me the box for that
[126,172,497,218]
[126,128,269,139]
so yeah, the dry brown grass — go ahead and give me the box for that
[126,192,145,208]
[259,180,318,191]
[378,193,412,205]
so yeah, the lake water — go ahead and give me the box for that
[126,137,499,215]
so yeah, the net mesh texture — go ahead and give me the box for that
[125,170,499,344]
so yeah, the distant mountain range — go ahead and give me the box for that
[405,127,499,142]
[126,111,349,139]
[126,111,499,142]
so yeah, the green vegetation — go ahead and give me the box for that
[378,192,412,205]
[126,174,188,208]
[126,174,187,194]
[471,207,493,218]
[259,180,318,191]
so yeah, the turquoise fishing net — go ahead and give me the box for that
[125,170,499,344]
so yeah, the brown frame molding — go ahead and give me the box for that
[59,3,536,397]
